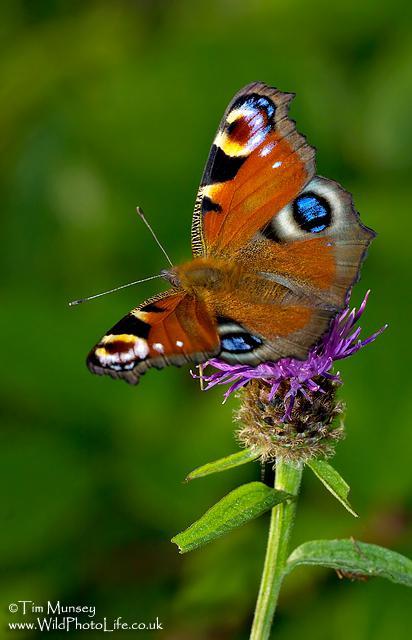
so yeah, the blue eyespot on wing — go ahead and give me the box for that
[292,193,332,233]
[220,332,263,354]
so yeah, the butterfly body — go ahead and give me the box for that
[87,82,375,384]
[165,256,243,294]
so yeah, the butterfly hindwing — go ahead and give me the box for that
[211,275,332,364]
[240,175,375,310]
[210,174,375,364]
[87,291,220,383]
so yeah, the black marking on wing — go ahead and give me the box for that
[109,314,151,339]
[201,145,246,185]
[201,195,222,214]
[217,315,239,326]
[261,221,282,243]
[231,93,276,120]
[139,302,164,313]
[227,119,241,136]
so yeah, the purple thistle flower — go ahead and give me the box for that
[197,291,386,421]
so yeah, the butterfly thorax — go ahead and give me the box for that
[162,257,243,295]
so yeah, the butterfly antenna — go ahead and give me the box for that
[68,274,163,306]
[136,206,173,267]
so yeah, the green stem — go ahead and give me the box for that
[250,458,303,640]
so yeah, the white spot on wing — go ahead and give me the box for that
[176,340,184,347]
[260,142,275,157]
[152,342,164,354]
[97,334,149,367]
[134,339,150,359]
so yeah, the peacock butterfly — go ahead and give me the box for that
[86,82,375,384]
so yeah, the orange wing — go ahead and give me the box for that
[191,82,315,255]
[87,290,220,384]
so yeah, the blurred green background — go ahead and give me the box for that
[1,1,411,638]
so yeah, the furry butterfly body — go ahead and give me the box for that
[87,82,374,384]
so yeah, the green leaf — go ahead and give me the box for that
[307,458,358,517]
[285,539,412,587]
[185,447,261,481]
[172,482,292,554]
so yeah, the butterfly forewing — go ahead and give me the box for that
[191,82,316,256]
[87,291,220,383]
